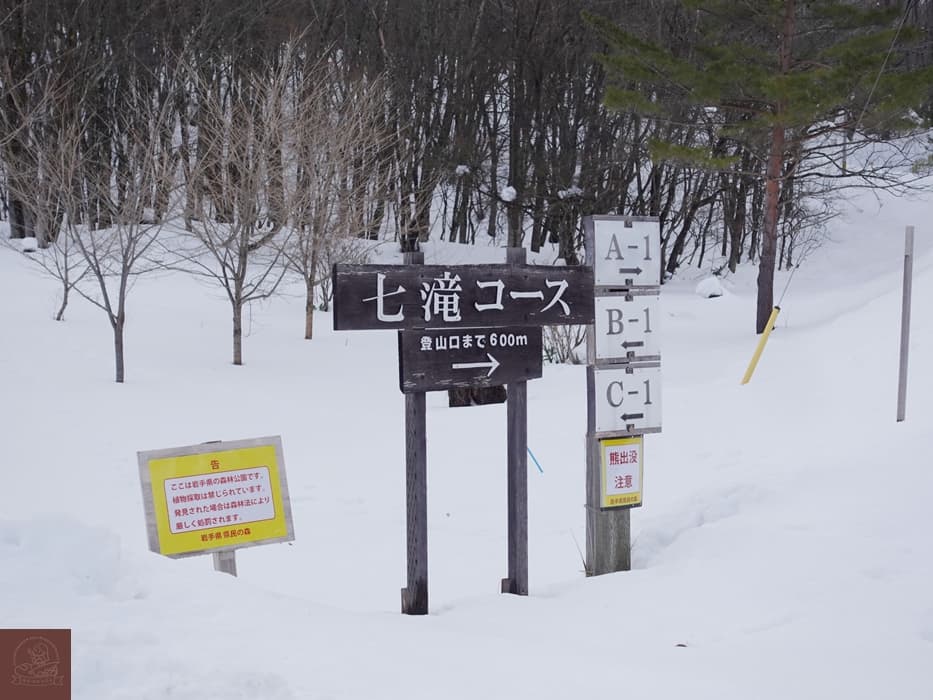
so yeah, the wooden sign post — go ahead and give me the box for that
[583,216,662,576]
[400,250,429,615]
[334,248,593,613]
[502,246,529,597]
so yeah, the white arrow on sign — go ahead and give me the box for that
[452,353,500,377]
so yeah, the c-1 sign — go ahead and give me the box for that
[587,365,661,436]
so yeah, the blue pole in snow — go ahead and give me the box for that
[527,447,544,474]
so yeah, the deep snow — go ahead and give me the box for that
[1,188,932,699]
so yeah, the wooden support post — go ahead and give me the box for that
[897,225,914,423]
[584,434,630,576]
[212,549,237,577]
[401,249,429,615]
[502,246,529,596]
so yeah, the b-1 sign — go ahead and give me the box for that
[399,327,543,393]
[588,365,662,435]
[585,217,661,289]
[593,293,660,362]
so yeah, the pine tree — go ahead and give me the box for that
[588,0,932,332]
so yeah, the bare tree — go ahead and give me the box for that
[16,83,177,381]
[177,44,303,365]
[283,64,393,339]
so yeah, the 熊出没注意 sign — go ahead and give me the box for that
[599,435,644,509]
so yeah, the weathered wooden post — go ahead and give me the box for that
[401,249,429,615]
[333,251,593,611]
[212,550,237,576]
[897,225,914,423]
[502,246,529,596]
[583,215,662,577]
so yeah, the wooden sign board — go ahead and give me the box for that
[333,264,594,331]
[587,365,662,436]
[591,292,661,363]
[583,216,661,290]
[399,327,543,393]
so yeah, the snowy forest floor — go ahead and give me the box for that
[1,188,932,699]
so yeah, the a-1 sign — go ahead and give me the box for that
[592,292,661,363]
[333,264,594,331]
[399,327,543,393]
[588,365,662,436]
[584,216,661,289]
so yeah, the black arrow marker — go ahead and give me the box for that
[621,412,644,421]
[621,340,644,348]
[619,267,643,275]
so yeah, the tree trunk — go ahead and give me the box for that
[756,0,794,334]
[8,197,27,238]
[233,301,243,365]
[55,283,69,322]
[113,316,125,383]
[757,126,784,333]
[304,269,316,340]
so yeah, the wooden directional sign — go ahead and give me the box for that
[592,292,661,363]
[333,264,594,331]
[584,216,661,290]
[399,327,543,393]
[588,365,662,436]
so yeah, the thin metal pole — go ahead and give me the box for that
[897,226,914,422]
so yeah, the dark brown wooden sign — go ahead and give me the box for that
[398,326,543,393]
[333,263,594,331]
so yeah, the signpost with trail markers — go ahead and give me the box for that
[583,215,663,577]
[333,249,593,614]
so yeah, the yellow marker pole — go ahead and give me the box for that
[741,306,781,385]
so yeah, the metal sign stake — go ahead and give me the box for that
[897,225,914,422]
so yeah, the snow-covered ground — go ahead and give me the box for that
[1,188,931,699]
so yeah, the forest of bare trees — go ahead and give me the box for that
[2,0,932,361]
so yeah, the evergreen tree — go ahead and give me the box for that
[589,0,933,332]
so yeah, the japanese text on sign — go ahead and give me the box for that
[164,466,274,533]
[600,436,643,509]
[137,437,295,558]
[367,271,570,323]
[333,264,594,330]
[418,330,530,352]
